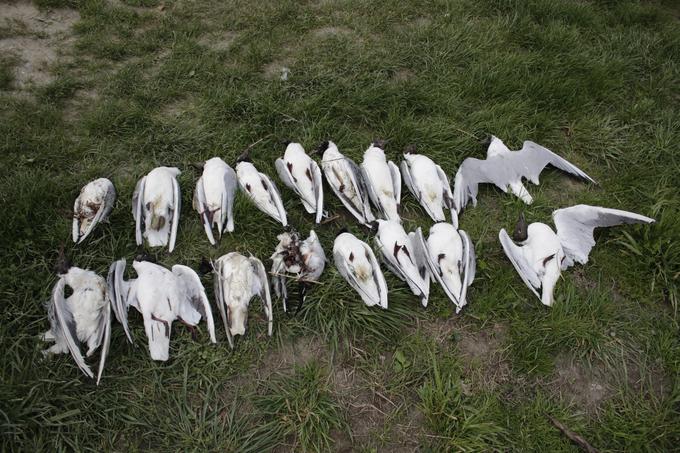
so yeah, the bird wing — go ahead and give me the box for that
[95,298,111,385]
[435,165,457,228]
[363,241,388,309]
[361,166,388,219]
[172,265,216,343]
[400,160,418,203]
[250,257,273,336]
[132,176,146,246]
[223,165,238,233]
[388,160,401,206]
[515,141,596,186]
[275,158,297,190]
[212,259,234,348]
[348,159,375,223]
[498,228,541,300]
[168,175,181,253]
[374,235,406,281]
[107,258,134,343]
[311,160,324,223]
[412,227,461,305]
[333,249,380,308]
[194,177,216,245]
[553,205,654,268]
[262,173,288,226]
[52,278,94,379]
[458,230,476,308]
[452,158,514,212]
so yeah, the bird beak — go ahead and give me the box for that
[512,212,528,242]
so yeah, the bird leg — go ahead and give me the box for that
[151,314,170,338]
[178,317,198,341]
[295,282,308,315]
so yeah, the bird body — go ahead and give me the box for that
[72,178,116,244]
[275,143,324,223]
[212,252,272,348]
[413,222,476,312]
[453,136,595,211]
[133,167,181,252]
[107,258,216,361]
[194,157,238,244]
[236,161,287,226]
[361,144,401,222]
[271,230,326,312]
[401,152,457,227]
[333,232,388,309]
[499,205,655,306]
[43,266,111,384]
[320,141,374,226]
[374,220,430,306]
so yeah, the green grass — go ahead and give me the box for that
[1,0,679,450]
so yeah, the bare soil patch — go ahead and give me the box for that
[199,30,238,52]
[0,2,79,89]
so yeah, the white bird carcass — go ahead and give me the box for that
[211,252,273,348]
[361,141,401,223]
[275,142,324,223]
[193,157,238,244]
[333,231,388,309]
[374,220,430,306]
[235,156,287,227]
[72,177,116,244]
[400,147,457,227]
[452,136,595,211]
[133,167,182,253]
[107,257,216,361]
[271,229,326,313]
[412,222,476,313]
[499,205,654,306]
[317,141,375,226]
[42,254,111,385]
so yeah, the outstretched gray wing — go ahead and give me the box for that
[553,205,654,268]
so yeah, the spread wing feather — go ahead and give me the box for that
[52,278,94,378]
[498,229,541,300]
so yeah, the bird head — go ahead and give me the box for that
[314,140,331,156]
[54,245,71,275]
[403,143,417,156]
[371,138,389,150]
[512,212,528,242]
[198,257,214,276]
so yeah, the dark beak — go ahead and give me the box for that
[512,212,528,242]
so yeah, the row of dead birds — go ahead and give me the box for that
[48,137,654,384]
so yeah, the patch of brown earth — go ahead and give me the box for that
[0,2,79,88]
[457,322,512,393]
[312,26,353,38]
[199,30,238,51]
[391,68,415,83]
[550,354,611,414]
[263,58,293,81]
